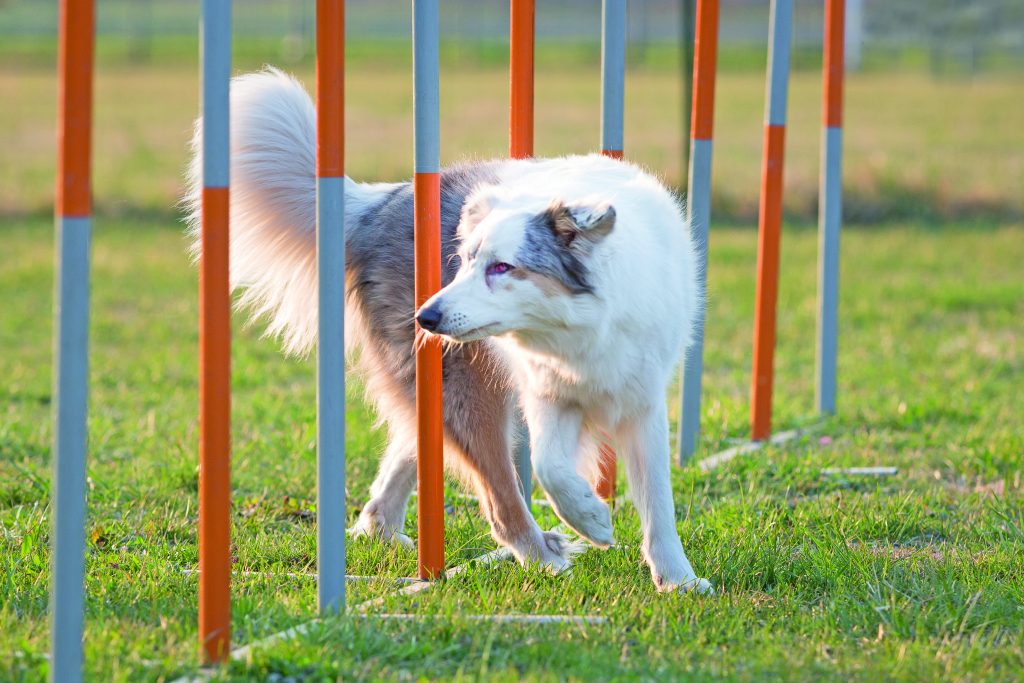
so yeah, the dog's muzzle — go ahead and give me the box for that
[416,303,443,332]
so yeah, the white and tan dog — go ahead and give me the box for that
[185,69,712,594]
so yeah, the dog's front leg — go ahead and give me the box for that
[622,402,713,594]
[525,398,614,547]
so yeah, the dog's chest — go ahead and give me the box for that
[509,343,654,427]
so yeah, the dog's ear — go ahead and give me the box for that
[458,193,493,237]
[546,199,616,253]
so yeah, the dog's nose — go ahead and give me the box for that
[416,305,443,332]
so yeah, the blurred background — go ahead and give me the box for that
[2,0,1022,223]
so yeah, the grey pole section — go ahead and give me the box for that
[764,0,793,131]
[201,1,231,191]
[414,0,440,174]
[317,174,346,612]
[816,128,842,414]
[51,217,91,683]
[600,0,626,158]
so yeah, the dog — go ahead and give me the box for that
[185,69,712,594]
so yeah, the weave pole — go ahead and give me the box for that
[198,0,232,663]
[51,1,94,680]
[315,0,346,613]
[413,0,445,580]
[595,0,626,501]
[677,0,720,462]
[750,0,792,441]
[816,0,845,415]
[509,0,535,505]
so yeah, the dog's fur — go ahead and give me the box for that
[185,69,711,594]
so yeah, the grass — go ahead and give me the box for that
[2,213,1022,681]
[2,43,1023,681]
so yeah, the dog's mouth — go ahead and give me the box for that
[439,322,502,343]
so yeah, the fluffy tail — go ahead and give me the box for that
[184,68,382,356]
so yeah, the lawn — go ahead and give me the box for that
[2,42,1023,682]
[2,213,1022,681]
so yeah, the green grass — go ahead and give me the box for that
[2,213,1022,681]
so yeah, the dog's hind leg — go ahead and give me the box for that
[525,398,615,548]
[349,427,417,548]
[621,402,713,595]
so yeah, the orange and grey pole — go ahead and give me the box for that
[51,1,94,680]
[413,0,445,580]
[509,0,535,505]
[198,0,232,663]
[315,0,347,613]
[595,0,626,501]
[816,0,845,416]
[677,0,720,462]
[750,0,793,441]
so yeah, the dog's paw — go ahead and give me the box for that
[348,515,414,549]
[539,530,588,574]
[679,577,715,595]
[391,531,415,549]
[654,575,715,596]
[510,529,585,575]
[566,495,615,549]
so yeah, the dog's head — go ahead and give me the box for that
[416,190,616,343]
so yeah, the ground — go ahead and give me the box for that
[1,45,1023,682]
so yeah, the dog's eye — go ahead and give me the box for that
[486,262,514,276]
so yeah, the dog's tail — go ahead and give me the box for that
[183,68,388,356]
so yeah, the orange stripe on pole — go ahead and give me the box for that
[601,149,624,160]
[509,0,535,159]
[316,0,345,177]
[595,442,617,502]
[750,124,786,441]
[823,0,845,127]
[691,0,720,141]
[414,172,445,579]
[56,0,94,217]
[198,185,231,663]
